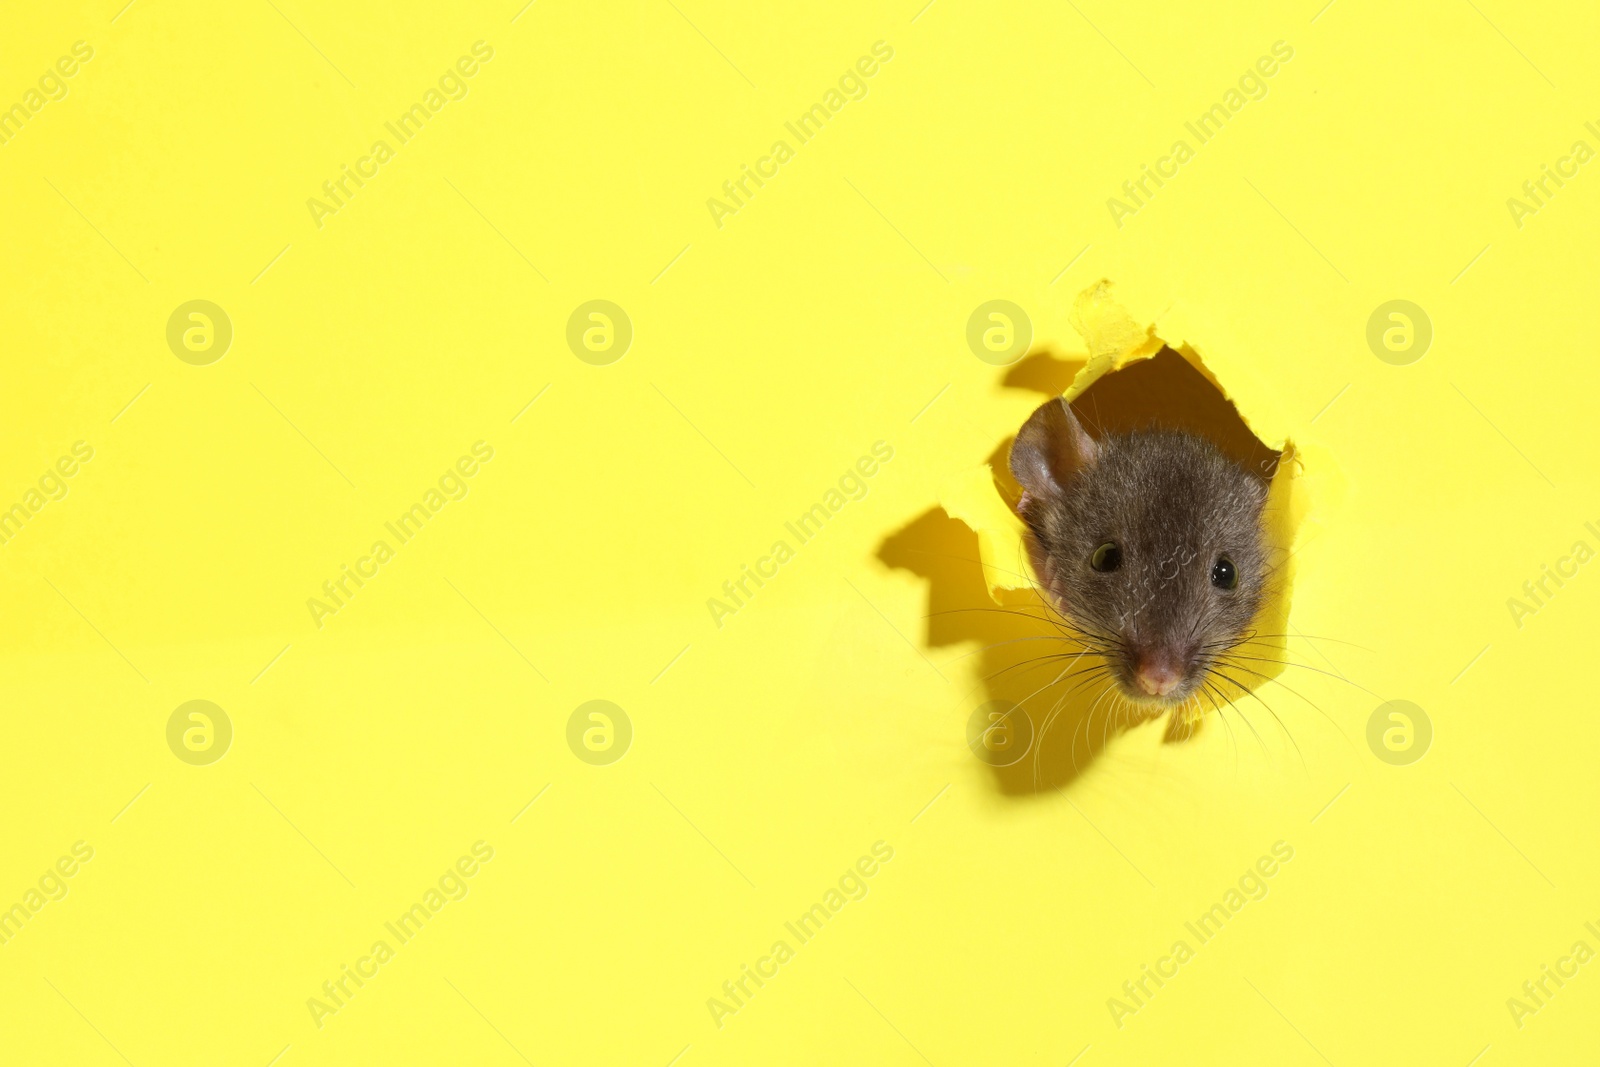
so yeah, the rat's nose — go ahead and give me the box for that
[1134,654,1183,697]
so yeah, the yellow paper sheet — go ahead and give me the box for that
[1,4,1595,1065]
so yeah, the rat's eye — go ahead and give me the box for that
[1211,556,1238,590]
[1090,541,1122,573]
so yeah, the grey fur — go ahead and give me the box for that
[1009,397,1269,704]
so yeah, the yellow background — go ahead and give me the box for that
[2,0,1597,1063]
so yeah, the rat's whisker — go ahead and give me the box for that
[1077,680,1118,768]
[1209,655,1354,746]
[1034,677,1090,786]
[1218,650,1383,699]
[1037,685,1078,785]
[1204,670,1268,755]
[1007,655,1094,720]
[925,606,1061,624]
[954,649,1102,708]
[1060,664,1115,700]
[1209,665,1304,771]
[1232,632,1374,652]
[1198,679,1241,772]
[978,651,1101,686]
[1101,686,1128,754]
[950,635,1081,660]
[926,603,1091,649]
[1073,679,1119,775]
[892,546,1042,587]
[1068,681,1120,771]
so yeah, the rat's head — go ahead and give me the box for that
[1009,397,1271,706]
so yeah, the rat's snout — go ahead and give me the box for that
[1133,649,1185,698]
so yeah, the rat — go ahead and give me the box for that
[1008,396,1271,707]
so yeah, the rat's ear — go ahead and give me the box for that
[1009,397,1098,503]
